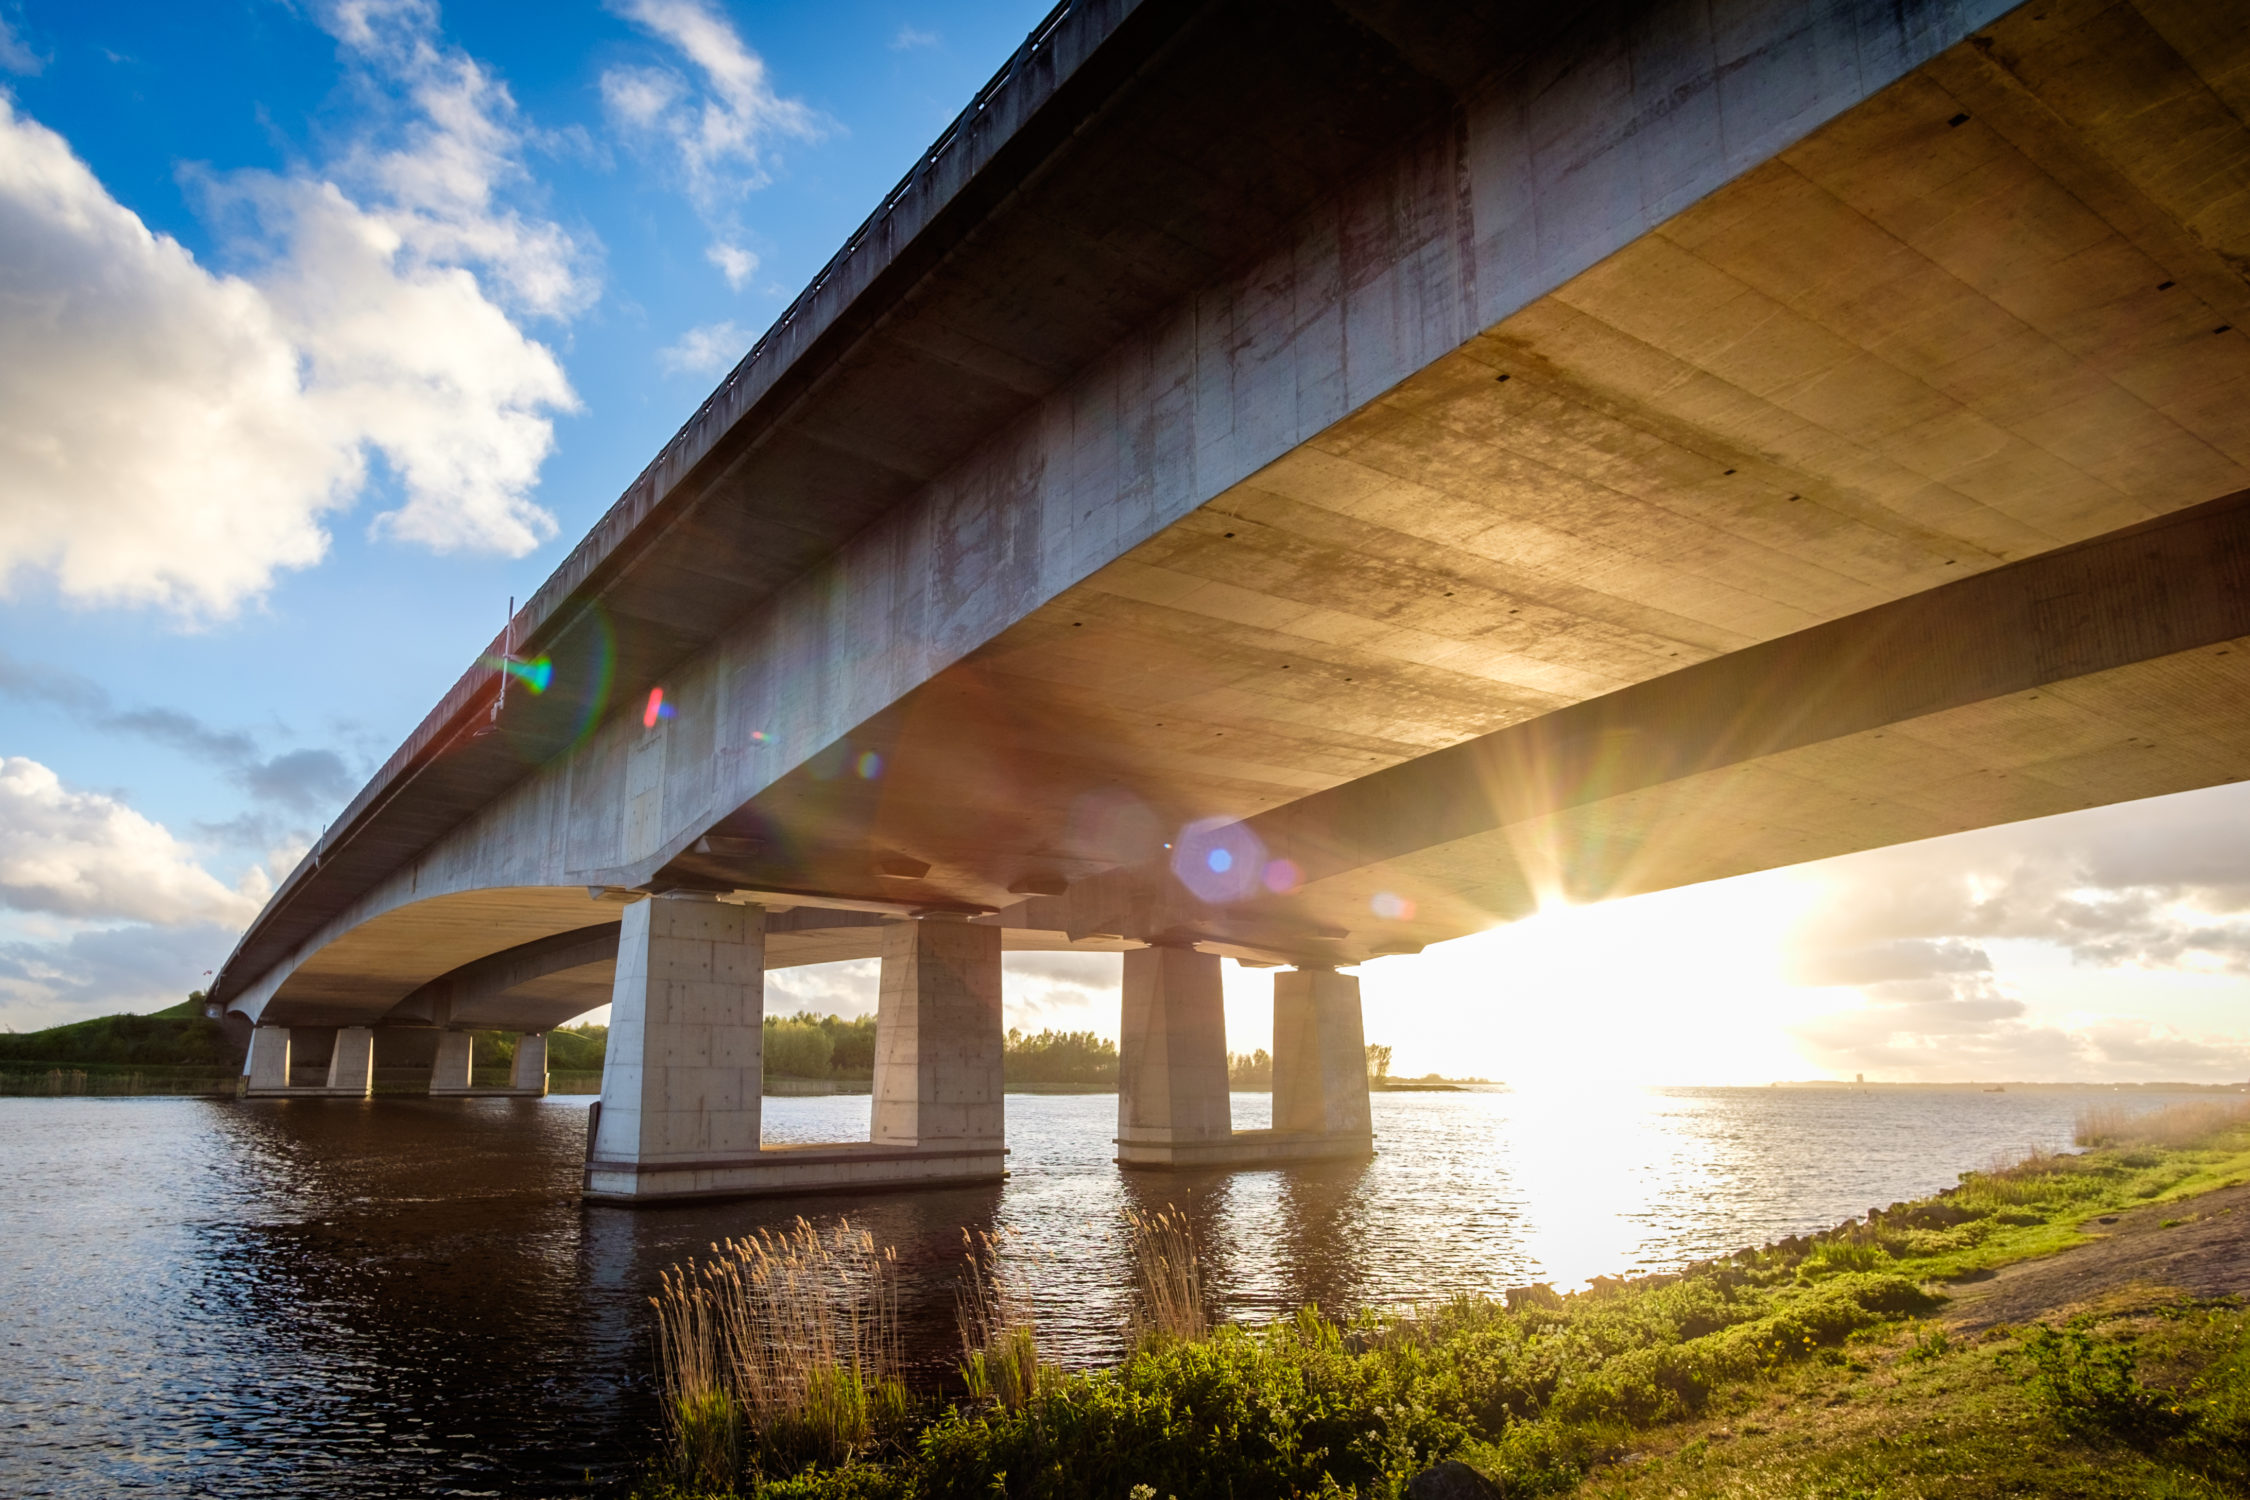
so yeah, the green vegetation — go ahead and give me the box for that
[1230,1049,1272,1089]
[0,994,238,1069]
[763,1014,879,1080]
[546,1023,607,1072]
[0,994,243,1093]
[633,1100,2250,1499]
[1005,1028,1117,1088]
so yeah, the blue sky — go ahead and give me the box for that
[1,0,2246,1083]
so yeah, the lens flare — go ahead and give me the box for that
[642,687,678,728]
[856,750,883,779]
[482,654,553,694]
[1371,891,1416,921]
[564,605,618,753]
[1262,858,1302,894]
[1066,786,1163,864]
[1171,817,1266,903]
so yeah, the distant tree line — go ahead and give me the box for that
[761,1013,879,1079]
[5,1000,1409,1096]
[1005,1027,1117,1085]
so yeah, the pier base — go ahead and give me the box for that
[584,898,1004,1202]
[510,1032,549,1096]
[429,1028,547,1097]
[325,1027,375,1097]
[243,1023,381,1098]
[1115,944,1234,1166]
[1116,951,1374,1169]
[1272,966,1374,1155]
[871,917,1005,1155]
[242,1026,290,1096]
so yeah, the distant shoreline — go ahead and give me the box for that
[1766,1079,2250,1093]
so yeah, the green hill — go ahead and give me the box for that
[0,995,241,1069]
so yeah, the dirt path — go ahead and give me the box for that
[1943,1180,2250,1331]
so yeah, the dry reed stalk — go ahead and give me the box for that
[2076,1097,2250,1150]
[648,1216,904,1485]
[956,1228,1049,1408]
[1124,1204,1207,1349]
[650,1264,739,1488]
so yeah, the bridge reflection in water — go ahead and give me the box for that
[1,1086,2197,1500]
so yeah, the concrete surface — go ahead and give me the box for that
[871,918,1006,1150]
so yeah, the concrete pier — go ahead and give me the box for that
[427,1028,546,1097]
[871,918,1005,1164]
[1117,949,1375,1169]
[243,1023,382,1099]
[243,1026,289,1096]
[584,896,1010,1201]
[325,1027,375,1098]
[1116,945,1234,1165]
[1271,967,1375,1156]
[429,1031,474,1093]
[510,1033,548,1096]
[583,894,765,1198]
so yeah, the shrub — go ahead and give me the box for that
[2005,1320,2195,1441]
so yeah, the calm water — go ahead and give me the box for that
[0,1085,2212,1497]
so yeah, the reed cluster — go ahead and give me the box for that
[1124,1204,1208,1349]
[955,1228,1052,1409]
[648,1217,908,1489]
[2075,1096,2250,1150]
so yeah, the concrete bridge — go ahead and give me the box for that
[211,0,2250,1200]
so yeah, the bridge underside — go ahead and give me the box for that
[221,1,2250,1196]
[242,0,2250,1034]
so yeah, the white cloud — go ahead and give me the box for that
[0,14,43,74]
[706,240,756,288]
[317,0,596,318]
[0,757,258,927]
[1004,952,1122,1035]
[1777,783,2250,1080]
[658,319,747,376]
[0,3,585,618]
[603,0,817,279]
[890,26,938,51]
[0,920,240,1032]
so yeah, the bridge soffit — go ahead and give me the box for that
[226,0,2035,1006]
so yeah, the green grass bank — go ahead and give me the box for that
[631,1099,2250,1500]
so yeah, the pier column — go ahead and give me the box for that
[430,1030,474,1093]
[325,1026,375,1097]
[871,917,1004,1149]
[1272,966,1373,1143]
[1117,944,1232,1165]
[511,1032,549,1095]
[244,1026,290,1095]
[584,894,765,1198]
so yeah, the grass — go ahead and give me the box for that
[1125,1204,1210,1350]
[647,1218,913,1493]
[632,1100,2250,1499]
[956,1229,1054,1412]
[0,995,238,1071]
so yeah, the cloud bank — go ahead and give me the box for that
[602,0,818,297]
[1784,783,2250,1080]
[0,758,259,927]
[0,2,585,619]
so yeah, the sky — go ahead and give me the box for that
[0,1,2245,1085]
